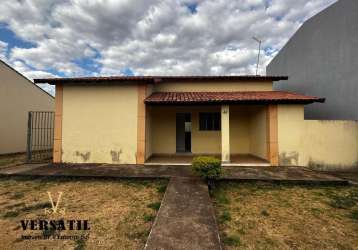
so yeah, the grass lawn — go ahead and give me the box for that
[0,176,167,249]
[212,182,358,250]
[0,154,26,169]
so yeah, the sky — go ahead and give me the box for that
[0,0,337,96]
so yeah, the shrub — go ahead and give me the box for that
[3,210,19,218]
[328,191,358,209]
[147,202,161,211]
[219,210,232,224]
[156,184,167,193]
[222,234,241,246]
[143,214,155,222]
[350,210,358,221]
[192,156,222,180]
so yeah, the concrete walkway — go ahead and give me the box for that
[0,164,348,184]
[0,163,47,174]
[319,170,358,185]
[145,177,221,250]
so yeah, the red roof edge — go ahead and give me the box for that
[144,91,325,105]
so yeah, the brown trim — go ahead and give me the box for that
[53,84,63,163]
[266,104,279,166]
[136,84,147,164]
[34,75,288,85]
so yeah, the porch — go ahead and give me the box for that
[143,102,277,166]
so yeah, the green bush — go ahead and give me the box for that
[192,156,222,180]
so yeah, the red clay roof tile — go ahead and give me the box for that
[144,91,325,105]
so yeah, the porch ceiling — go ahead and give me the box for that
[145,91,325,105]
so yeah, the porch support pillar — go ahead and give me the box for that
[221,105,230,163]
[53,84,63,163]
[266,104,279,166]
[136,84,147,164]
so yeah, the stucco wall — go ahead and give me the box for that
[150,106,222,155]
[61,85,138,164]
[154,81,273,92]
[0,61,54,154]
[278,104,358,169]
[145,84,154,159]
[150,107,177,154]
[302,120,358,170]
[277,105,305,166]
[249,106,267,160]
[229,107,250,154]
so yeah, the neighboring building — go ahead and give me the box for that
[34,75,346,168]
[267,0,358,120]
[0,60,54,155]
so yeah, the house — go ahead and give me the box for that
[0,60,54,155]
[34,75,334,167]
[267,0,358,120]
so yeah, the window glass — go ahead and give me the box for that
[199,112,221,131]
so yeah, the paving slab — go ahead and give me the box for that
[0,164,348,184]
[319,171,358,185]
[0,163,46,174]
[222,166,347,184]
[145,177,221,250]
[1,164,194,178]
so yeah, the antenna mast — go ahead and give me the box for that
[253,37,262,75]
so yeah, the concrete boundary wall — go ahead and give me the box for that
[302,120,358,170]
[278,105,358,170]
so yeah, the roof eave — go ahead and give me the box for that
[34,75,289,85]
[145,99,325,105]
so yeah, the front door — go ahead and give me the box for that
[176,113,191,152]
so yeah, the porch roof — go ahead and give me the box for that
[144,91,325,105]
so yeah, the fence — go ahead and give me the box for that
[26,111,55,163]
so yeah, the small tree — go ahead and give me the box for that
[192,156,222,190]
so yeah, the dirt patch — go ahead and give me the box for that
[0,176,167,249]
[212,182,358,249]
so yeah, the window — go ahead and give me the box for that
[199,112,221,131]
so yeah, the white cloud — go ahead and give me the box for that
[0,41,8,60]
[0,0,337,85]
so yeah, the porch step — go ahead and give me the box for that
[222,162,270,167]
[144,162,270,167]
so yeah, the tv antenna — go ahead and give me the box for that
[253,36,262,75]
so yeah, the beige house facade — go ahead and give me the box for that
[35,76,358,169]
[0,60,54,155]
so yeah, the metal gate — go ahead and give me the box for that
[26,111,55,163]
